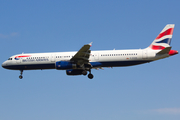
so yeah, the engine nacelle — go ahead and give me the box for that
[66,69,84,75]
[55,61,77,70]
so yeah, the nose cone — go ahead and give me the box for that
[2,61,7,69]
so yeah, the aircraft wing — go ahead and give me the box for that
[70,42,92,66]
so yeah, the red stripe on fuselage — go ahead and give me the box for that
[155,28,174,40]
[15,55,31,58]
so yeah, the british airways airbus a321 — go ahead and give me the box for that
[2,24,178,79]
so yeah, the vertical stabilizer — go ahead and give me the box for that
[149,24,175,50]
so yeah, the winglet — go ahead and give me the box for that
[89,42,93,47]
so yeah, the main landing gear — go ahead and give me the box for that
[88,73,93,79]
[19,70,23,79]
[82,70,88,76]
[87,69,93,79]
[82,69,94,79]
[82,69,93,79]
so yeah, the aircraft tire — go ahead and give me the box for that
[88,74,93,79]
[82,70,87,76]
[19,75,23,79]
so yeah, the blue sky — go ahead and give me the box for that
[0,0,180,120]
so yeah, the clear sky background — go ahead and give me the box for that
[0,0,180,120]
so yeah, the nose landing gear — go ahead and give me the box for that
[19,70,23,79]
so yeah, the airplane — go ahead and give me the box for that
[2,24,178,79]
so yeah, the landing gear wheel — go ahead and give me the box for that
[19,75,23,79]
[88,73,94,79]
[82,70,87,76]
[19,70,23,79]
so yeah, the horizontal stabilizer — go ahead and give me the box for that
[156,47,171,55]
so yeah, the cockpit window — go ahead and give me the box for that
[8,58,12,60]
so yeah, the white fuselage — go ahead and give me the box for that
[2,48,168,70]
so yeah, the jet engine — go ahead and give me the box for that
[66,69,84,75]
[55,61,77,70]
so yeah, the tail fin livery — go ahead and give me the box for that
[149,24,175,50]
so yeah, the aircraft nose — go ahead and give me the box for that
[2,61,7,68]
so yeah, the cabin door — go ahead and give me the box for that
[51,54,56,62]
[94,53,99,60]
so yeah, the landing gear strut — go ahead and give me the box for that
[19,70,23,79]
[88,69,94,79]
